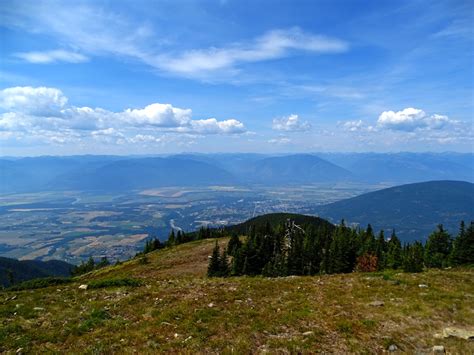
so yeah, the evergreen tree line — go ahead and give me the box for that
[208,220,474,277]
[71,256,111,276]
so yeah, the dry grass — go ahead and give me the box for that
[1,239,473,353]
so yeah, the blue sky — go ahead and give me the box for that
[0,0,472,155]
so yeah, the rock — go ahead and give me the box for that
[388,344,398,352]
[418,284,429,288]
[442,327,474,340]
[78,284,88,290]
[432,345,445,353]
[33,307,45,311]
[369,300,384,307]
[208,302,214,308]
[302,331,314,336]
[16,348,23,354]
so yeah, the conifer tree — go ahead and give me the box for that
[424,225,452,268]
[403,241,424,273]
[219,248,230,277]
[227,233,242,256]
[450,221,474,265]
[207,241,221,277]
[386,231,402,269]
[167,230,176,246]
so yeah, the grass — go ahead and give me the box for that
[0,238,473,353]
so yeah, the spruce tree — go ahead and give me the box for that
[386,231,402,269]
[450,221,474,265]
[227,233,242,256]
[219,248,230,277]
[424,225,452,268]
[207,241,221,277]
[168,230,176,246]
[403,241,424,273]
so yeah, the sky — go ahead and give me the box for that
[0,0,473,155]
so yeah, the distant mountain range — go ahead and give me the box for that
[1,153,472,192]
[314,180,474,241]
[0,257,73,287]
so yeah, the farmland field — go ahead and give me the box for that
[0,183,382,263]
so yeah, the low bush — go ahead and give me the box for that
[87,278,142,289]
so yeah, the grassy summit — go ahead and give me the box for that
[1,238,473,353]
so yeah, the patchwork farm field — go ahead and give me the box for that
[0,184,378,263]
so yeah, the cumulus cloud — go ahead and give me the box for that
[14,50,89,64]
[340,120,375,132]
[377,107,456,131]
[272,114,311,132]
[123,103,192,127]
[0,86,67,116]
[0,86,247,145]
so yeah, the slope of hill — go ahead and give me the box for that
[1,239,473,353]
[54,157,236,191]
[318,152,474,183]
[315,180,474,242]
[247,154,354,184]
[0,257,73,287]
[222,212,335,235]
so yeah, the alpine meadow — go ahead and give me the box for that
[0,0,473,354]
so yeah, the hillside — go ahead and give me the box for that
[223,212,335,235]
[0,257,73,287]
[1,239,473,353]
[315,180,474,242]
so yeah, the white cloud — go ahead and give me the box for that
[0,86,247,145]
[14,50,89,64]
[268,137,292,145]
[377,107,456,131]
[190,118,246,134]
[157,28,348,75]
[123,103,192,127]
[0,86,67,116]
[340,120,375,132]
[3,2,347,77]
[272,114,311,132]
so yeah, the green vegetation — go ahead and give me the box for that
[0,238,473,353]
[87,277,142,289]
[7,277,72,291]
[209,219,473,277]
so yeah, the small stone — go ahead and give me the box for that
[369,300,384,307]
[33,307,44,311]
[432,345,445,354]
[78,284,88,290]
[433,333,443,339]
[174,333,179,338]
[183,336,192,342]
[16,348,23,354]
[418,284,429,288]
[388,344,398,352]
[302,331,314,336]
[208,302,214,308]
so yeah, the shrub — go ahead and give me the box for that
[355,253,378,272]
[87,278,142,289]
[7,277,72,291]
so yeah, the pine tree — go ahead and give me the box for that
[375,230,387,270]
[167,230,176,246]
[386,231,402,269]
[424,225,452,268]
[450,221,474,265]
[207,241,221,277]
[219,248,230,277]
[403,241,424,273]
[227,233,242,256]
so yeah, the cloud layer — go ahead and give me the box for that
[0,86,246,146]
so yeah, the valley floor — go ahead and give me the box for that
[1,239,473,353]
